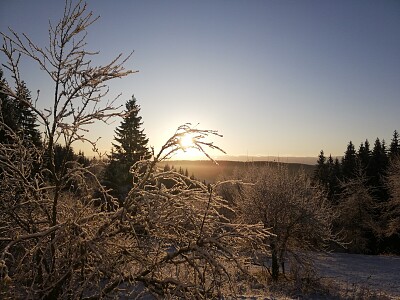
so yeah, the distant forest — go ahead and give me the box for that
[313,130,400,254]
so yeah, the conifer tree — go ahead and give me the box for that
[15,82,42,147]
[112,95,151,165]
[342,141,357,179]
[0,73,41,147]
[332,157,342,200]
[314,150,328,185]
[326,154,339,202]
[105,95,151,197]
[389,130,400,159]
[357,139,371,171]
[163,163,171,172]
[369,138,389,202]
[338,168,378,253]
[0,69,15,143]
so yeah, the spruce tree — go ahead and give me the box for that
[314,150,328,186]
[369,138,389,202]
[326,154,338,202]
[389,130,400,159]
[112,95,151,165]
[105,95,151,198]
[342,141,357,179]
[0,73,41,147]
[15,82,42,147]
[357,139,371,171]
[0,69,15,143]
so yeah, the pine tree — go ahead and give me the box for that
[326,154,338,202]
[0,74,41,147]
[332,157,342,202]
[15,82,42,147]
[112,95,151,165]
[389,130,400,159]
[342,141,357,179]
[369,138,389,202]
[357,139,371,171]
[104,95,151,198]
[314,150,328,185]
[0,70,16,143]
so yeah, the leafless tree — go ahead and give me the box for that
[0,1,269,298]
[220,164,339,281]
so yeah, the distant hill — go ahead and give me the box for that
[214,155,320,165]
[158,160,316,183]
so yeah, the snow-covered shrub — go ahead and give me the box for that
[220,164,339,282]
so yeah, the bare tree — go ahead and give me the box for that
[221,164,338,281]
[0,1,269,298]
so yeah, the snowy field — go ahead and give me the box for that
[313,252,400,299]
[233,252,400,300]
[110,252,400,299]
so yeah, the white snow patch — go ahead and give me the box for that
[313,252,400,298]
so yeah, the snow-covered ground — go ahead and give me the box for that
[313,252,400,298]
[237,252,400,300]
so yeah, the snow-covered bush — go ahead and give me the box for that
[220,164,339,281]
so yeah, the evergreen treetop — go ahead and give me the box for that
[357,139,371,170]
[0,72,41,147]
[389,130,400,158]
[15,82,42,146]
[104,95,151,199]
[342,141,357,179]
[112,95,151,164]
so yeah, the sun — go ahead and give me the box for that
[179,133,195,149]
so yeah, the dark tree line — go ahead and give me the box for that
[1,69,91,178]
[314,130,400,254]
[0,70,41,147]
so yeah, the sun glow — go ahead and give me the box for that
[179,133,195,149]
[176,133,204,160]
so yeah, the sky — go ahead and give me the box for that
[1,0,399,161]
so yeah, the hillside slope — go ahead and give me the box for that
[158,160,315,183]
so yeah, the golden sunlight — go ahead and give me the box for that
[179,133,195,149]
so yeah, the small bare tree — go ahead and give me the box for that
[0,1,269,298]
[221,164,338,281]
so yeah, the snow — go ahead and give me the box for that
[313,252,400,298]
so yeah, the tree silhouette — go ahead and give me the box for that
[15,82,42,147]
[104,95,151,198]
[112,95,151,165]
[342,141,357,179]
[314,150,328,185]
[357,139,371,171]
[0,73,41,147]
[389,130,400,159]
[369,138,389,202]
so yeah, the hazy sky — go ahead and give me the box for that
[1,0,399,160]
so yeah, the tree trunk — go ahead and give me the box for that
[271,242,279,281]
